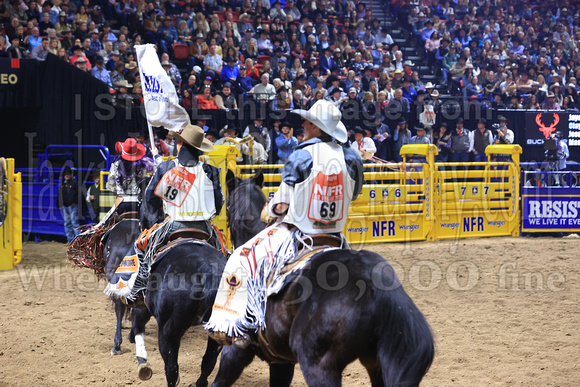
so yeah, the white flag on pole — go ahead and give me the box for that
[136,44,190,131]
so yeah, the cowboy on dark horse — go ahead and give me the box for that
[104,124,224,302]
[206,100,364,347]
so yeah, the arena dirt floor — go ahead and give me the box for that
[0,236,578,386]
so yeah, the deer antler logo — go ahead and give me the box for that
[536,113,560,139]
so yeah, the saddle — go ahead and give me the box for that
[119,211,140,220]
[168,228,211,242]
[275,233,343,276]
[150,228,213,270]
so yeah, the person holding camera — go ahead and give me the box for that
[554,131,569,171]
[494,124,514,144]
[544,131,570,186]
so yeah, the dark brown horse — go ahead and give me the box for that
[208,171,435,387]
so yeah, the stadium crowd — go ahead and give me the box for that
[0,0,577,164]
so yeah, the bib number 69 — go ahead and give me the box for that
[320,202,337,218]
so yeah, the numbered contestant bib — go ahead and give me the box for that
[284,142,355,233]
[154,163,216,221]
[308,172,345,224]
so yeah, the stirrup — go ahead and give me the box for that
[208,330,233,346]
[233,334,252,349]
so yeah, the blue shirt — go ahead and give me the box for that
[221,65,240,83]
[281,138,364,201]
[159,25,178,43]
[402,87,417,102]
[371,49,383,66]
[28,36,43,51]
[421,27,435,42]
[91,66,112,87]
[275,132,299,161]
[239,75,254,92]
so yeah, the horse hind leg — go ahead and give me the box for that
[158,327,184,387]
[211,345,256,387]
[359,356,385,387]
[269,363,295,387]
[194,337,221,387]
[129,308,153,381]
[299,362,343,387]
[111,299,125,355]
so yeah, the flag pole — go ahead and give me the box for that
[147,122,158,154]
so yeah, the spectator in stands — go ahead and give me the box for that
[256,28,273,55]
[466,77,482,98]
[442,45,459,85]
[26,27,42,51]
[180,89,193,109]
[91,56,112,87]
[243,118,271,154]
[39,12,55,35]
[350,126,376,161]
[410,123,430,145]
[376,26,394,47]
[58,166,80,243]
[251,73,276,101]
[204,44,222,78]
[113,80,133,108]
[470,119,492,163]
[433,123,452,162]
[449,118,471,163]
[196,85,218,109]
[30,37,50,60]
[392,117,411,162]
[272,86,293,110]
[158,16,178,54]
[215,82,237,110]
[0,36,8,58]
[8,35,25,59]
[275,122,298,163]
[401,77,417,102]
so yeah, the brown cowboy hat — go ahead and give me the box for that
[116,138,146,161]
[173,124,214,153]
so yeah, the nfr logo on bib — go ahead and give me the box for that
[308,172,345,224]
[284,142,355,233]
[154,163,216,221]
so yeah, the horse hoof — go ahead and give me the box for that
[195,378,208,387]
[138,362,153,381]
[110,345,122,355]
[165,375,180,387]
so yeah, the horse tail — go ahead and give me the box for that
[374,268,434,386]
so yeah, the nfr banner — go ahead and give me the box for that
[524,112,580,147]
[522,187,580,232]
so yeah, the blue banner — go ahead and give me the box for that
[522,188,580,231]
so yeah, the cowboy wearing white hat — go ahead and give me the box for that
[206,100,364,347]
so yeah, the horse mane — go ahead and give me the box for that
[227,177,267,248]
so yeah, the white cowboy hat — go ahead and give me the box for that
[291,100,348,142]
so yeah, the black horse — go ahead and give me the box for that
[209,172,435,386]
[120,197,232,387]
[101,217,155,380]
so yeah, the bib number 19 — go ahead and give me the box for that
[320,202,337,218]
[164,187,178,200]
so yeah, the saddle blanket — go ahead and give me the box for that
[205,222,340,339]
[103,254,139,300]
